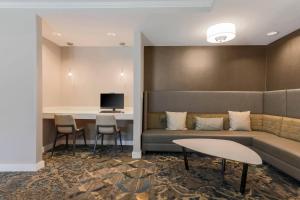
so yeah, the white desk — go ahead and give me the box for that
[43,107,133,120]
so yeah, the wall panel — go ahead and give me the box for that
[145,46,266,91]
[266,30,300,90]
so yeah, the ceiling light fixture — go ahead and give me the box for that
[266,31,278,36]
[207,23,236,43]
[52,32,62,37]
[107,32,117,37]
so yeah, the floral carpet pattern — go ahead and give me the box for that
[0,146,299,200]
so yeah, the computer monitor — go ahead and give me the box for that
[100,93,124,112]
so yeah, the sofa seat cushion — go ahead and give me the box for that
[142,129,254,146]
[252,132,300,168]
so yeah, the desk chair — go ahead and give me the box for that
[93,115,123,154]
[52,115,87,156]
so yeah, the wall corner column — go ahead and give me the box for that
[0,10,43,171]
[132,32,145,159]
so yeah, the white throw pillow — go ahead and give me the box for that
[166,111,187,130]
[195,117,223,131]
[228,111,251,131]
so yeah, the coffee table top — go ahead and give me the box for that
[173,139,262,165]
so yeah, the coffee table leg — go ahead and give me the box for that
[182,147,189,170]
[240,163,248,194]
[221,159,226,174]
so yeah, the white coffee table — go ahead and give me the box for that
[173,138,262,194]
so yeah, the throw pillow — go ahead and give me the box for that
[166,111,187,130]
[195,117,224,131]
[228,111,251,131]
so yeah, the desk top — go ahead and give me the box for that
[43,107,133,120]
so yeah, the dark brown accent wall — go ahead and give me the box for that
[144,46,267,91]
[266,30,300,90]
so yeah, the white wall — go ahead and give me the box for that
[42,45,133,107]
[42,38,62,107]
[0,10,44,170]
[61,47,133,107]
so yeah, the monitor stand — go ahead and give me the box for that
[100,108,123,113]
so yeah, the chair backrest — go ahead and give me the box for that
[96,115,117,134]
[54,115,77,133]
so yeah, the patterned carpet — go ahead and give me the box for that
[0,145,299,200]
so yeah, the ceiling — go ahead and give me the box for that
[2,0,300,46]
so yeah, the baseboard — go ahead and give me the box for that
[0,160,45,172]
[42,143,55,152]
[132,151,142,159]
[35,160,45,170]
[76,139,133,146]
[43,139,133,153]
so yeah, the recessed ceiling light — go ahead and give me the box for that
[207,23,236,43]
[266,31,278,36]
[107,32,117,37]
[52,32,62,37]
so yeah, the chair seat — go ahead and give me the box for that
[57,127,84,134]
[97,127,120,134]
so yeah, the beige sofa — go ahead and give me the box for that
[142,112,300,181]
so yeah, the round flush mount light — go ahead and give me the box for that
[107,32,117,37]
[266,31,278,36]
[207,23,236,43]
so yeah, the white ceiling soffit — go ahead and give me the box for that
[0,0,214,9]
[17,0,300,47]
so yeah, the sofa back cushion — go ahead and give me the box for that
[146,112,300,142]
[262,115,283,136]
[250,114,263,131]
[147,112,166,129]
[280,117,300,142]
[147,112,263,131]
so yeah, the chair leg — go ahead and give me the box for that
[101,133,104,146]
[82,130,87,146]
[114,133,118,150]
[93,133,98,154]
[66,134,69,149]
[119,132,123,151]
[51,132,59,157]
[72,133,77,156]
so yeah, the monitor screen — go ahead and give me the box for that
[100,93,124,109]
